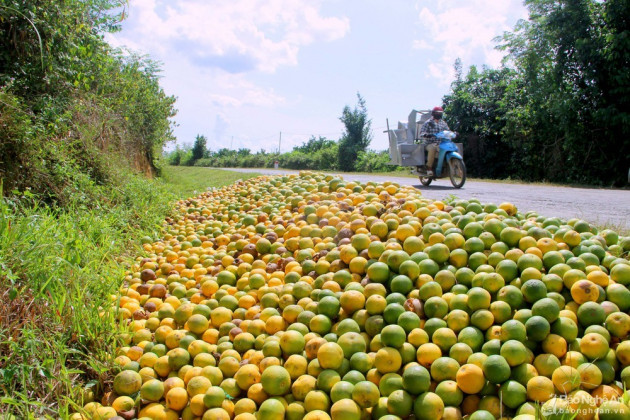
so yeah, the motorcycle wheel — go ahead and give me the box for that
[419,176,432,186]
[448,158,466,188]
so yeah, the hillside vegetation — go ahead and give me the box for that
[1,0,176,205]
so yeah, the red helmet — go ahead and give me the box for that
[431,106,444,119]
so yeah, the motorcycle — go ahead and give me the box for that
[385,110,466,189]
[415,131,466,188]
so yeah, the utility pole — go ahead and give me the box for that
[278,132,282,154]
[230,136,233,149]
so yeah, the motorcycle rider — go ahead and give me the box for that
[419,106,450,176]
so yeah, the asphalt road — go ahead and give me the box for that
[221,168,630,232]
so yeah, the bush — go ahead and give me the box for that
[241,154,268,168]
[165,148,185,166]
[354,150,394,172]
[179,150,196,166]
[194,157,214,167]
[263,154,281,168]
[279,151,315,170]
[314,144,339,171]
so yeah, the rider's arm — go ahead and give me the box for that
[419,121,433,138]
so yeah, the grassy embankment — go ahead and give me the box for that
[0,166,259,418]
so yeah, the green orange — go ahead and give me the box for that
[261,366,291,396]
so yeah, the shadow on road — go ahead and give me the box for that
[412,184,462,191]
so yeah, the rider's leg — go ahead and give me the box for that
[426,144,438,175]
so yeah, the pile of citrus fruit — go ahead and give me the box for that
[74,172,630,420]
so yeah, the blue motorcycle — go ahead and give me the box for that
[418,131,466,188]
[385,111,467,188]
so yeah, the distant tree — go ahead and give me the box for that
[166,146,183,166]
[453,58,463,84]
[294,136,336,154]
[0,0,177,190]
[215,148,235,157]
[191,135,207,161]
[338,93,373,171]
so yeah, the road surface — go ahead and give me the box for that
[221,168,630,232]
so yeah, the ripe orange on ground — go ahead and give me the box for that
[456,364,485,394]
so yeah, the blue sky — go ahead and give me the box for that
[107,0,528,152]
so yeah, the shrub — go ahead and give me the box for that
[314,144,339,171]
[355,150,398,172]
[194,158,214,167]
[179,150,195,166]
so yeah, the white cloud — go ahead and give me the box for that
[111,0,350,73]
[414,0,528,85]
[157,66,287,147]
[106,0,349,147]
[213,113,230,145]
[412,39,432,50]
[205,73,286,108]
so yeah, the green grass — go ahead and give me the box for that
[0,168,259,418]
[160,165,260,198]
[600,223,630,238]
